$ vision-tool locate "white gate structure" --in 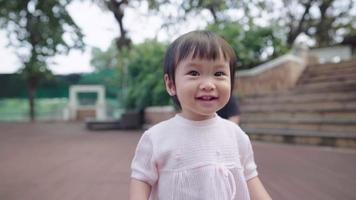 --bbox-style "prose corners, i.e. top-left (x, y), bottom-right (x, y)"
top-left (68, 85), bottom-right (106, 121)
